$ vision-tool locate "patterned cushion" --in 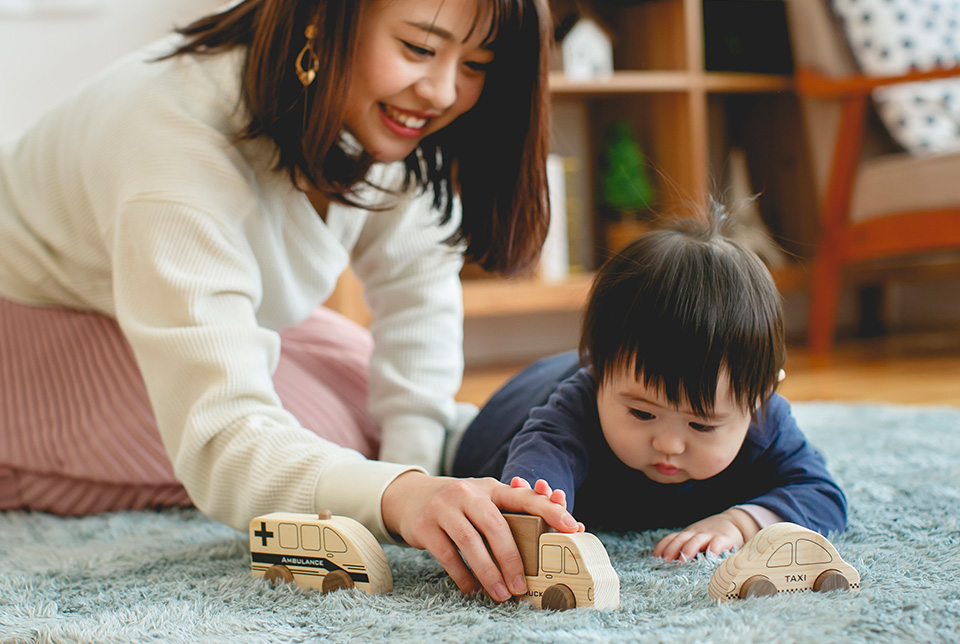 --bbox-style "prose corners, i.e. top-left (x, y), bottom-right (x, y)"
top-left (832, 0), bottom-right (960, 154)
